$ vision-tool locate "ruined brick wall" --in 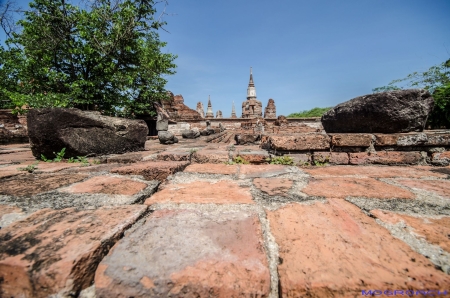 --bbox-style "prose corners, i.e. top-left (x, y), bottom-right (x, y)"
top-left (0, 109), bottom-right (28, 144)
top-left (242, 99), bottom-right (263, 119)
top-left (161, 93), bottom-right (202, 121)
top-left (264, 99), bottom-right (276, 118)
top-left (196, 102), bottom-right (205, 118)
